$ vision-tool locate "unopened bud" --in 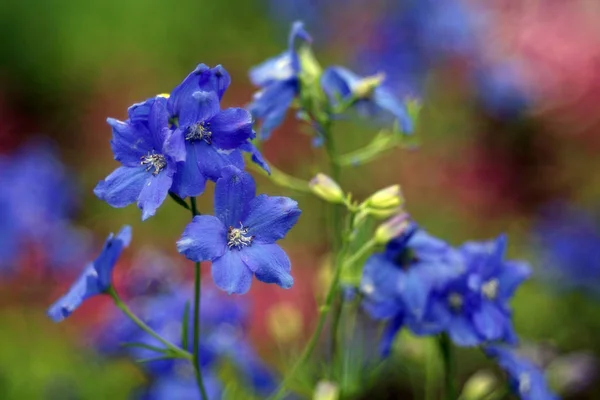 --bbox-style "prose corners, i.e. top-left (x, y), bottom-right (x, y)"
top-left (375, 212), bottom-right (410, 244)
top-left (309, 173), bottom-right (344, 204)
top-left (365, 185), bottom-right (403, 210)
top-left (461, 370), bottom-right (497, 400)
top-left (353, 72), bottom-right (386, 99)
top-left (313, 381), bottom-right (339, 400)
